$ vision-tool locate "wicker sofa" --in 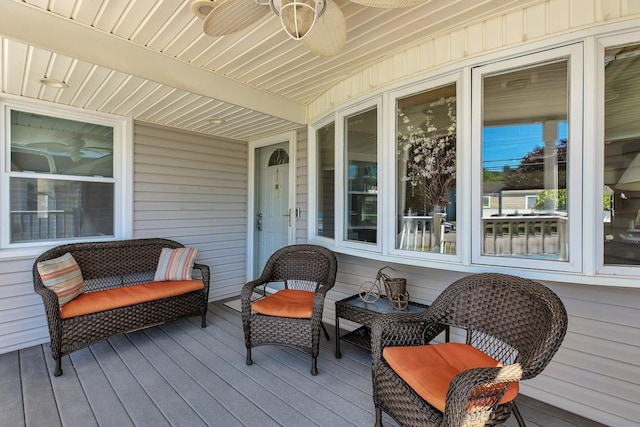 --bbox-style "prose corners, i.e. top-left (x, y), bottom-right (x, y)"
top-left (33, 238), bottom-right (210, 377)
